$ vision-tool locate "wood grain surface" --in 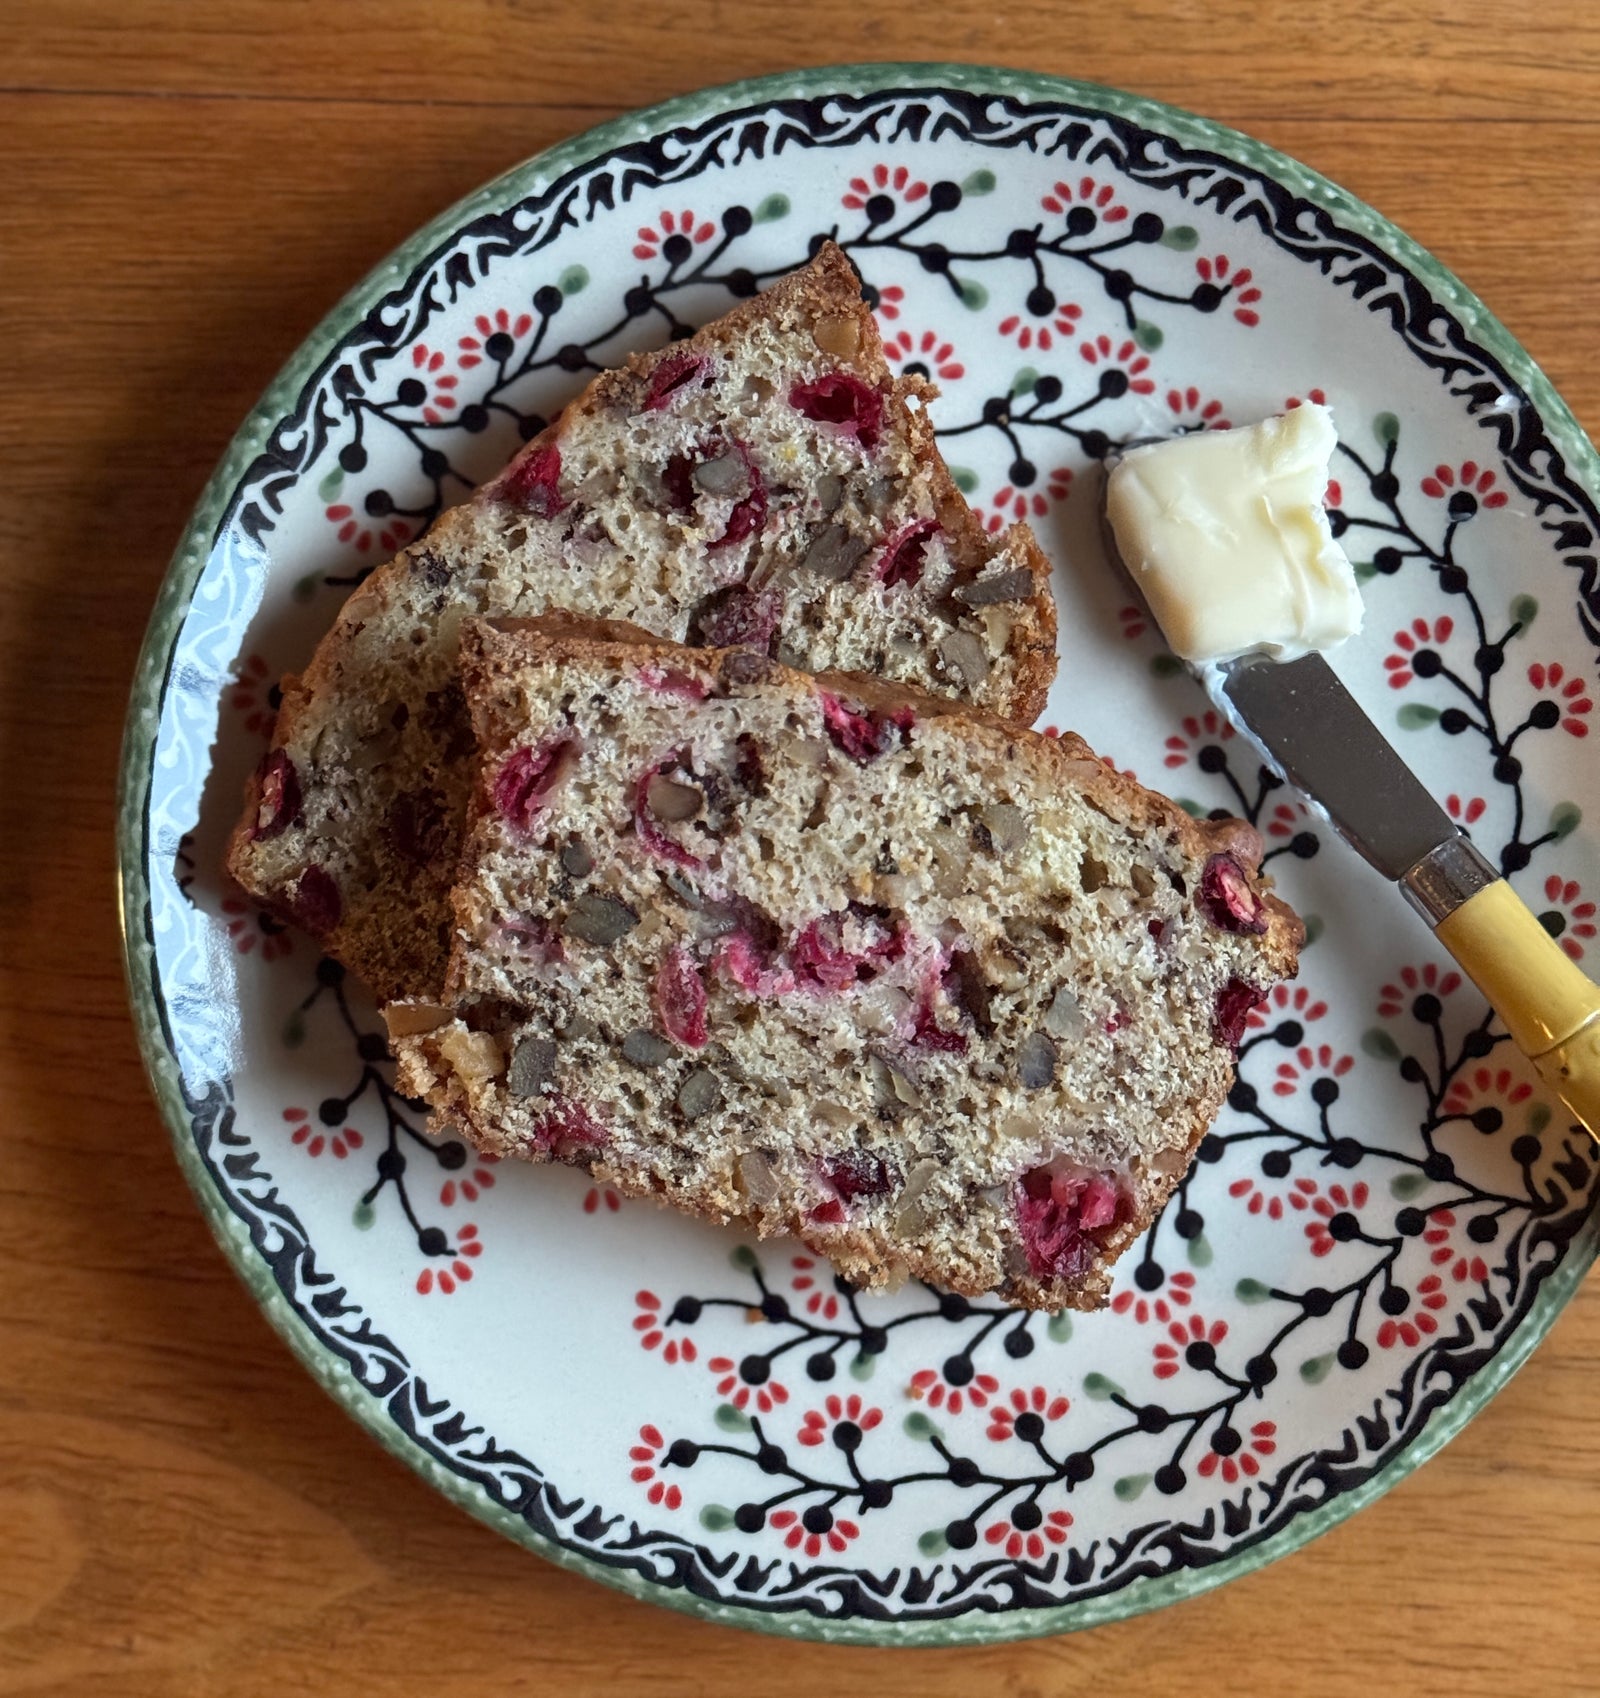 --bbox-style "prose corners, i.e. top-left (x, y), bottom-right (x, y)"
top-left (3, 4), bottom-right (1598, 1692)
